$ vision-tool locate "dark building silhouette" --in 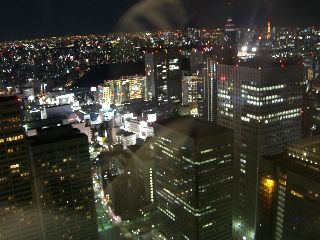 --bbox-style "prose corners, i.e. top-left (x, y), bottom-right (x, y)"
top-left (223, 16), bottom-right (238, 59)
top-left (145, 51), bottom-right (182, 107)
top-left (127, 143), bottom-right (156, 209)
top-left (260, 135), bottom-right (320, 240)
top-left (153, 117), bottom-right (234, 239)
top-left (100, 148), bottom-right (143, 220)
top-left (0, 96), bottom-right (41, 239)
top-left (28, 125), bottom-right (98, 240)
